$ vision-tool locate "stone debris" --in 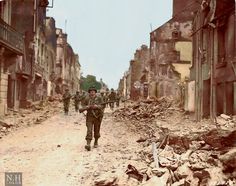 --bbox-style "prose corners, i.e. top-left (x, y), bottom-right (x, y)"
top-left (136, 133), bottom-right (236, 186)
top-left (0, 120), bottom-right (13, 128)
top-left (112, 102), bottom-right (236, 186)
top-left (94, 177), bottom-right (118, 186)
top-left (215, 114), bottom-right (236, 130)
top-left (125, 164), bottom-right (150, 182)
top-left (1, 94), bottom-right (236, 186)
top-left (0, 97), bottom-right (62, 137)
top-left (113, 97), bottom-right (175, 122)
